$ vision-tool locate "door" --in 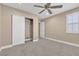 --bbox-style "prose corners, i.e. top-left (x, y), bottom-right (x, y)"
top-left (40, 21), bottom-right (45, 38)
top-left (12, 15), bottom-right (25, 45)
top-left (25, 19), bottom-right (30, 41)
